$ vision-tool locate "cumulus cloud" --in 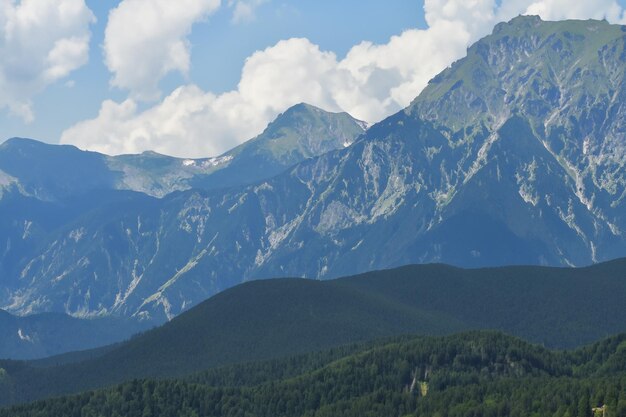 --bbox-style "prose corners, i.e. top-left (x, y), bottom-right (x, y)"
top-left (0, 0), bottom-right (94, 122)
top-left (229, 0), bottom-right (267, 23)
top-left (62, 39), bottom-right (344, 157)
top-left (104, 0), bottom-right (220, 101)
top-left (497, 0), bottom-right (626, 22)
top-left (62, 0), bottom-right (626, 158)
